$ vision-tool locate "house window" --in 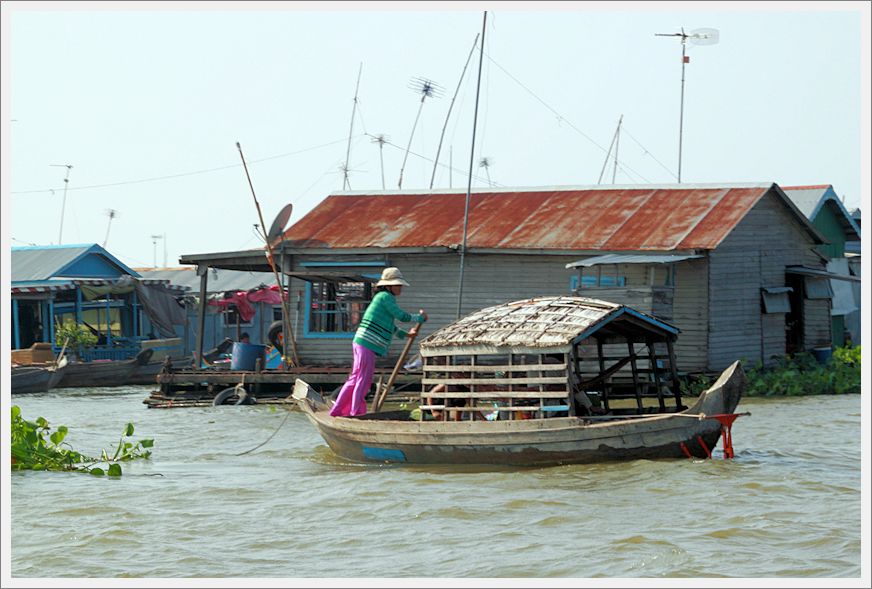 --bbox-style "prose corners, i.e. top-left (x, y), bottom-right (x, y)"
top-left (570, 273), bottom-right (626, 291)
top-left (273, 306), bottom-right (283, 321)
top-left (306, 280), bottom-right (373, 336)
top-left (222, 305), bottom-right (253, 328)
top-left (762, 287), bottom-right (792, 314)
